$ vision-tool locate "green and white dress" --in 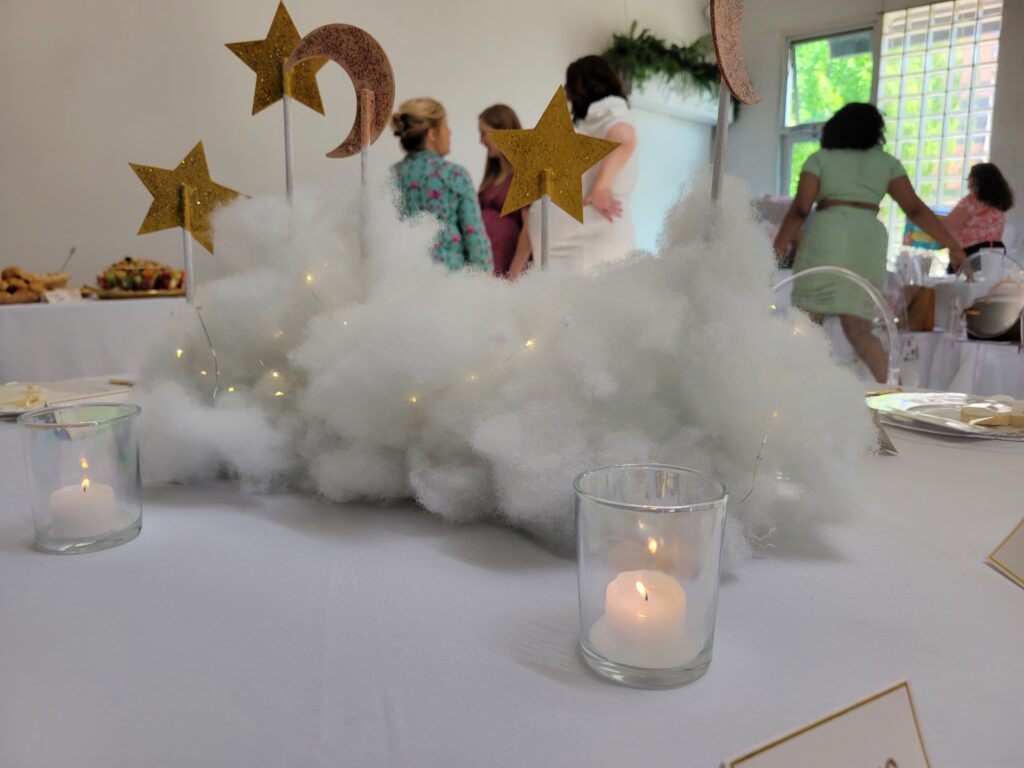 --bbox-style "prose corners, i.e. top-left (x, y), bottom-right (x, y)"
top-left (791, 147), bottom-right (907, 320)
